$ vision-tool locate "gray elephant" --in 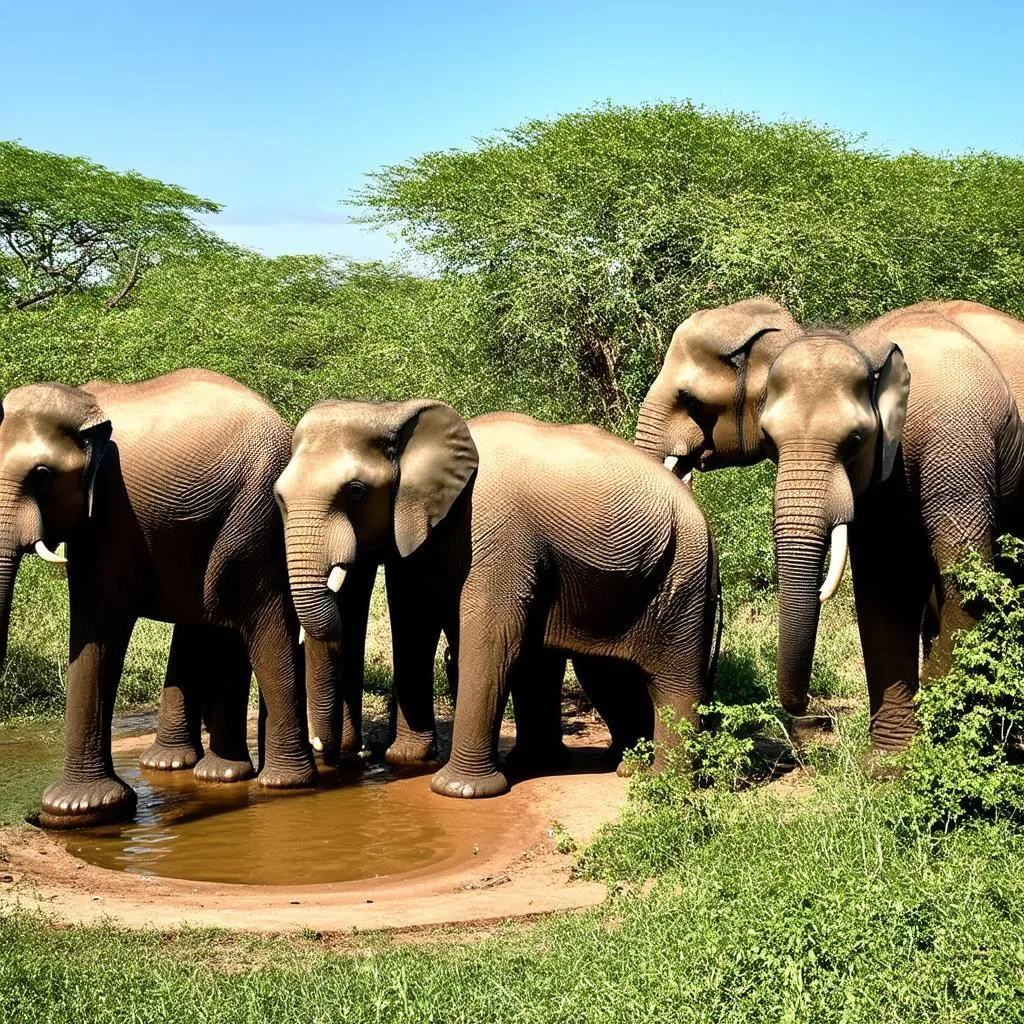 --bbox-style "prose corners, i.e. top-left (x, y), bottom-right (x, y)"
top-left (636, 298), bottom-right (1024, 750)
top-left (275, 401), bottom-right (720, 798)
top-left (0, 369), bottom-right (322, 829)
